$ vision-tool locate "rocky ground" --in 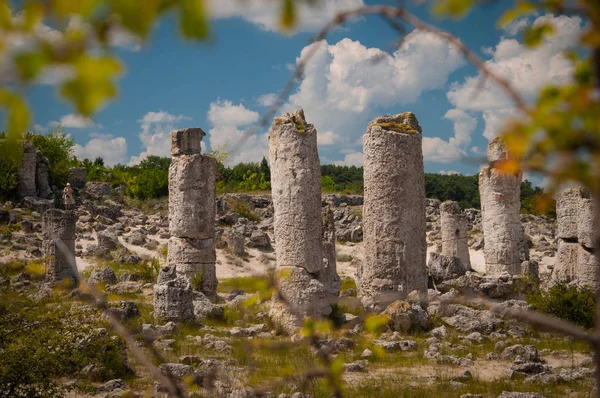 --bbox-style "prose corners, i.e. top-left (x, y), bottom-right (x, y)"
top-left (0, 184), bottom-right (593, 398)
